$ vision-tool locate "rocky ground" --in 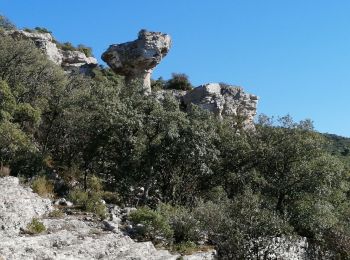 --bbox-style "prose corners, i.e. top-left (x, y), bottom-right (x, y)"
top-left (0, 177), bottom-right (215, 260)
